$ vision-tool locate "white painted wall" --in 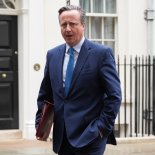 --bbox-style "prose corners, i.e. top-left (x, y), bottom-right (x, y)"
top-left (24, 0), bottom-right (46, 139)
top-left (18, 0), bottom-right (29, 138)
top-left (44, 0), bottom-right (66, 51)
top-left (118, 0), bottom-right (147, 57)
top-left (128, 0), bottom-right (147, 56)
top-left (117, 0), bottom-right (129, 56)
